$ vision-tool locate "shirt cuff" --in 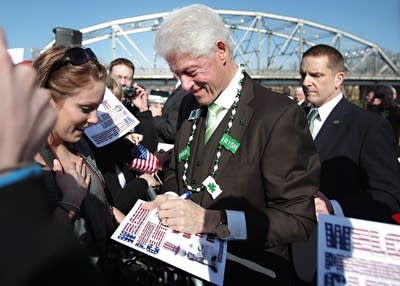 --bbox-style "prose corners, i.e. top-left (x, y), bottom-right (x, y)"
top-left (226, 210), bottom-right (247, 240)
top-left (164, 191), bottom-right (178, 197)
